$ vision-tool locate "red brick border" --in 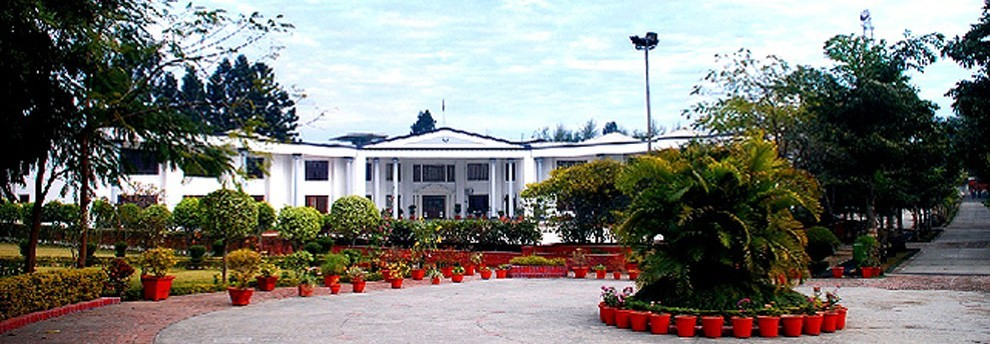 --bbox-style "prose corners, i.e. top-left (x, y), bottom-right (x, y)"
top-left (0, 297), bottom-right (121, 334)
